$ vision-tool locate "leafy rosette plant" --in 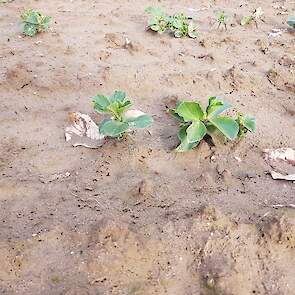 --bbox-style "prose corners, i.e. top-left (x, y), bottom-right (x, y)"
top-left (169, 97), bottom-right (255, 152)
top-left (145, 7), bottom-right (171, 34)
top-left (93, 91), bottom-right (153, 138)
top-left (20, 9), bottom-right (51, 36)
top-left (287, 16), bottom-right (295, 28)
top-left (145, 7), bottom-right (198, 38)
top-left (171, 13), bottom-right (198, 38)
